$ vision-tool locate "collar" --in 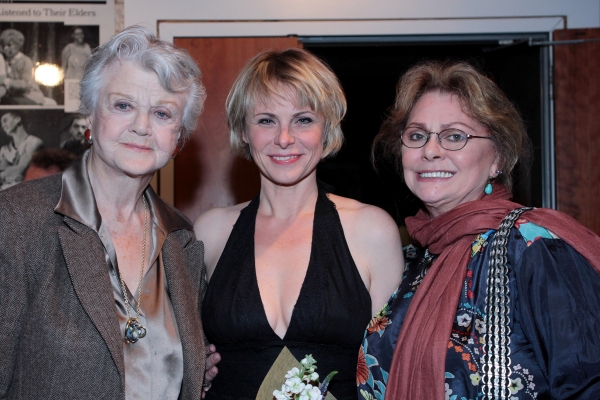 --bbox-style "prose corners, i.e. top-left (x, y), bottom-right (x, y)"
top-left (54, 150), bottom-right (192, 234)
